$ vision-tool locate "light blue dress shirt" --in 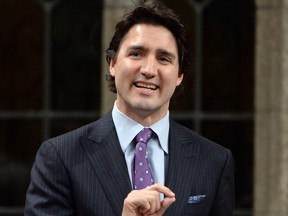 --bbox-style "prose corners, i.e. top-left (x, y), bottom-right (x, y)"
top-left (112, 101), bottom-right (169, 194)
